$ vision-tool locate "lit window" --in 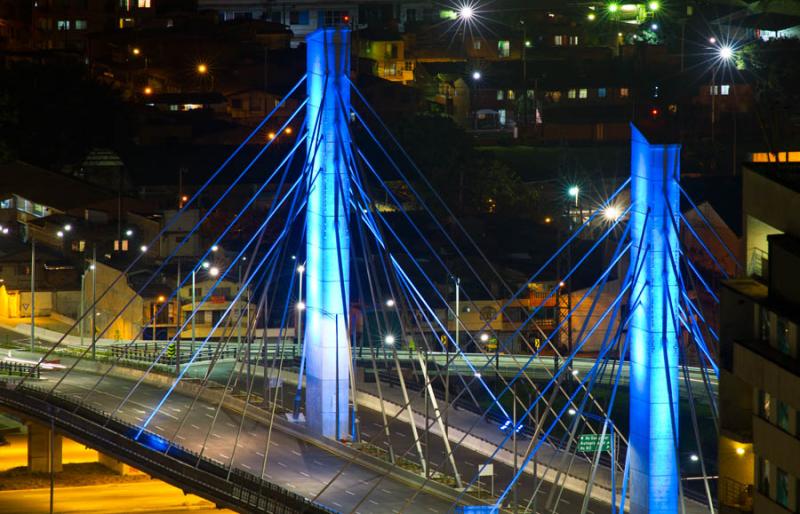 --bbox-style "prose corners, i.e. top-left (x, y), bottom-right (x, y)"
top-left (579, 88), bottom-right (588, 99)
top-left (567, 89), bottom-right (576, 99)
top-left (554, 35), bottom-right (563, 46)
top-left (619, 87), bottom-right (629, 97)
top-left (57, 20), bottom-right (70, 30)
top-left (497, 90), bottom-right (504, 100)
top-left (526, 89), bottom-right (535, 99)
top-left (760, 390), bottom-right (771, 420)
top-left (776, 468), bottom-right (789, 507)
top-left (113, 240), bottom-right (129, 251)
top-left (508, 90), bottom-right (515, 100)
top-left (598, 88), bottom-right (607, 98)
top-left (473, 40), bottom-right (481, 50)
top-left (721, 84), bottom-right (730, 95)
top-left (569, 35), bottom-right (579, 45)
top-left (74, 20), bottom-right (87, 30)
top-left (497, 40), bottom-right (510, 57)
top-left (138, 0), bottom-right (150, 7)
